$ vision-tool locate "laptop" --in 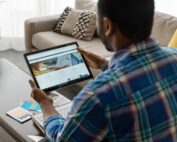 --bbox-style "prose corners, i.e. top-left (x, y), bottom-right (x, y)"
top-left (24, 42), bottom-right (93, 92)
